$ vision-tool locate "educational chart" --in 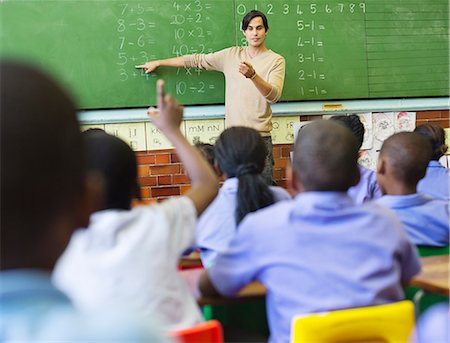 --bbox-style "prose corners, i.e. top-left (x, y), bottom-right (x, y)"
top-left (1, 0), bottom-right (448, 109)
